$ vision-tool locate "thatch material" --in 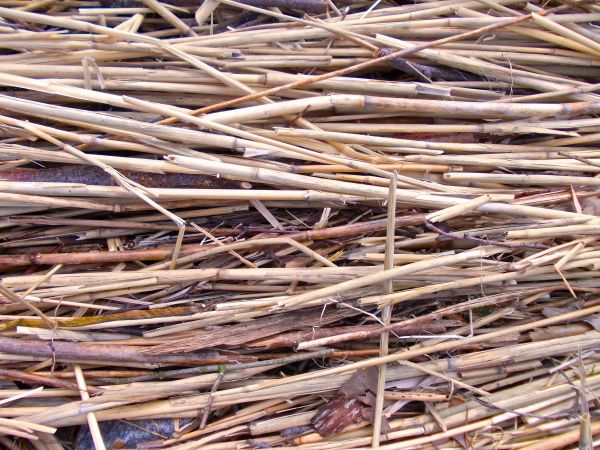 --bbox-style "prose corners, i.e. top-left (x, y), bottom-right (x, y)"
top-left (0, 0), bottom-right (598, 448)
